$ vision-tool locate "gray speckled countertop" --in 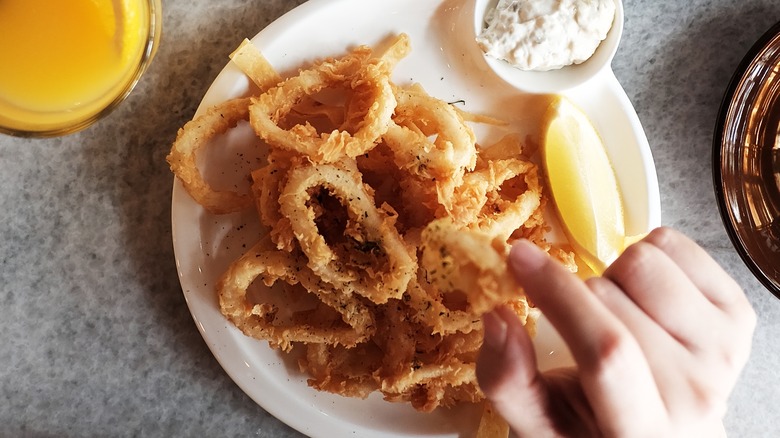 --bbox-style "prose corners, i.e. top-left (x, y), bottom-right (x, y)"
top-left (1, 0), bottom-right (779, 436)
